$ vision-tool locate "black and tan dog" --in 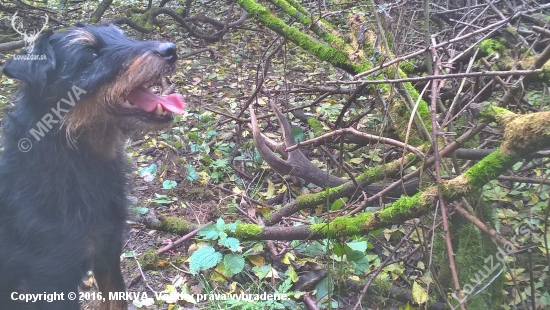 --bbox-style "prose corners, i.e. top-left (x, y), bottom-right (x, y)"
top-left (0, 24), bottom-right (184, 309)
